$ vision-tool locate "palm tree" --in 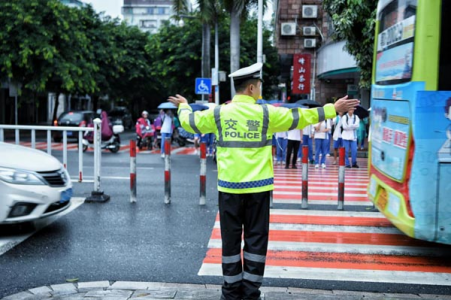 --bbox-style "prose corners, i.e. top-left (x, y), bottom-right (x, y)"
top-left (222, 0), bottom-right (266, 97)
